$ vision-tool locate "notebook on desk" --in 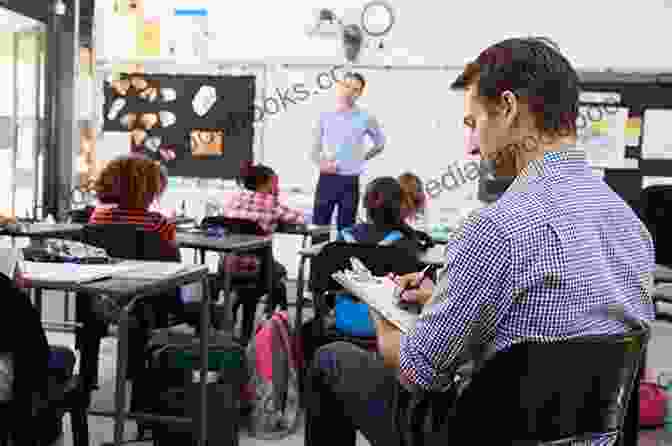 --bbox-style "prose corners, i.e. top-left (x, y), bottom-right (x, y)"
top-left (21, 262), bottom-right (142, 284)
top-left (21, 261), bottom-right (190, 284)
top-left (110, 262), bottom-right (189, 280)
